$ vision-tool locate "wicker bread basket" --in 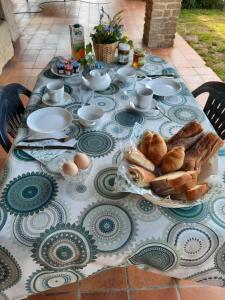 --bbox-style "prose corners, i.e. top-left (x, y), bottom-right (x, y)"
top-left (93, 42), bottom-right (118, 63)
